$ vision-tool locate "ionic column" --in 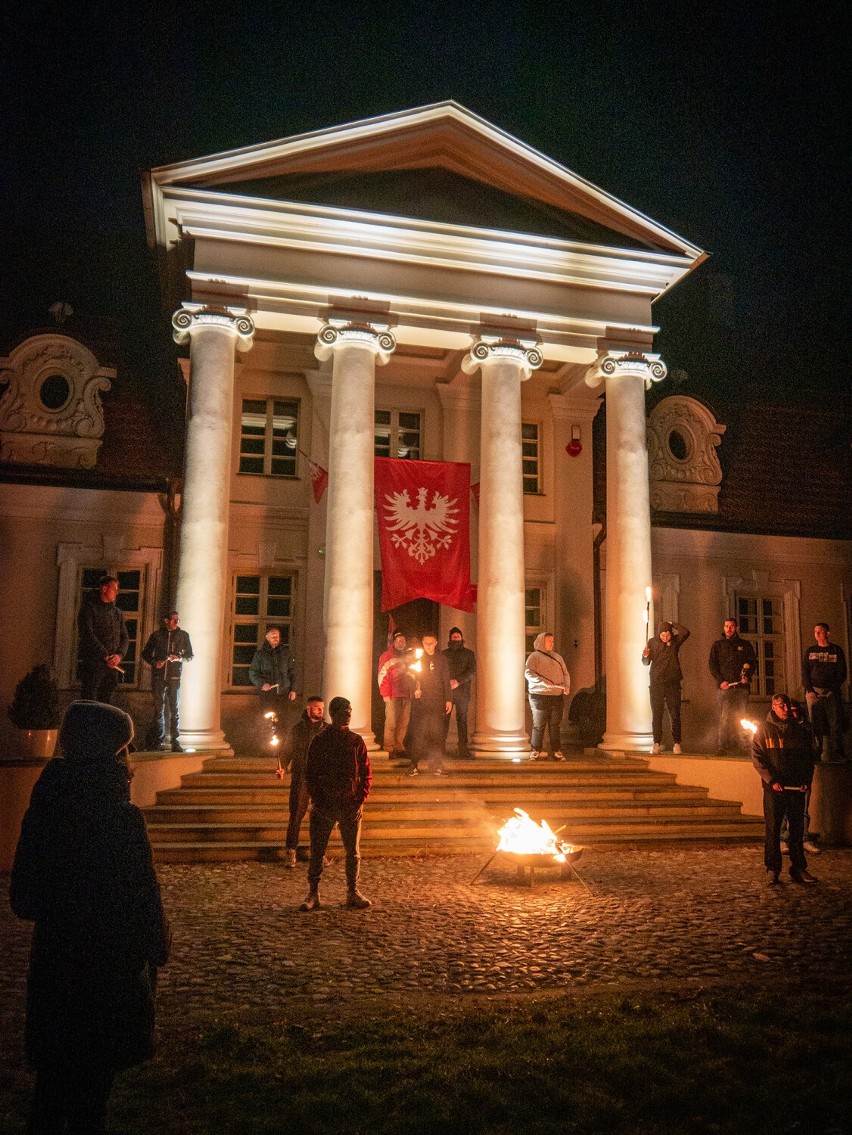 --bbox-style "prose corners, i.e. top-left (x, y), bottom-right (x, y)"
top-left (462, 337), bottom-right (542, 755)
top-left (586, 351), bottom-right (666, 751)
top-left (172, 304), bottom-right (255, 752)
top-left (315, 322), bottom-right (396, 745)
